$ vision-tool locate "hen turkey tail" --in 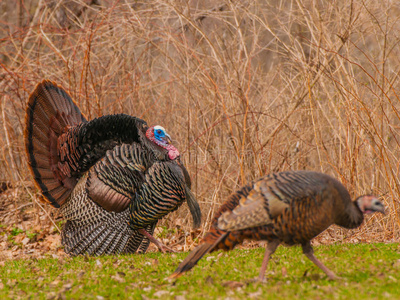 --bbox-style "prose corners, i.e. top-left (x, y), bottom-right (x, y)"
top-left (171, 183), bottom-right (257, 278)
top-left (25, 80), bottom-right (86, 207)
top-left (170, 232), bottom-right (228, 278)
